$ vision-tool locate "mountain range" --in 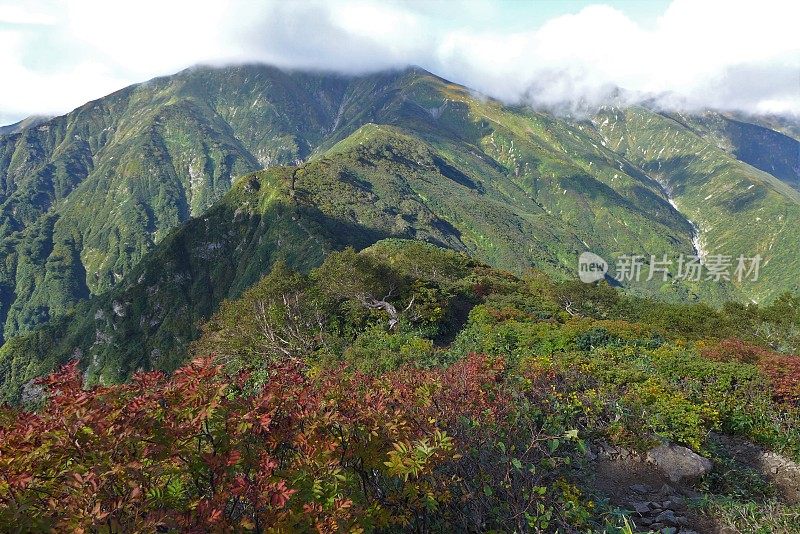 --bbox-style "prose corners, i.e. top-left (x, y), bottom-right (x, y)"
top-left (0, 64), bottom-right (797, 400)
